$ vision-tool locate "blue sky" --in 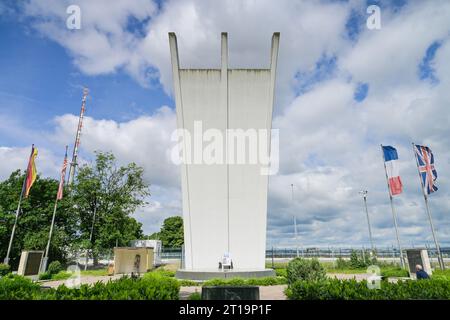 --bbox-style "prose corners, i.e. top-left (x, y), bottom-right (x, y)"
top-left (1, 0), bottom-right (449, 248)
top-left (0, 11), bottom-right (171, 148)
